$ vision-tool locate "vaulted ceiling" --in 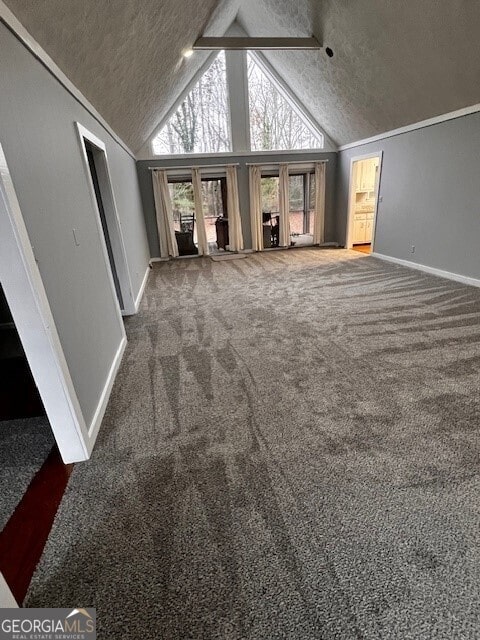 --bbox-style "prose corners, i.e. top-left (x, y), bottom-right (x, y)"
top-left (4, 0), bottom-right (480, 153)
